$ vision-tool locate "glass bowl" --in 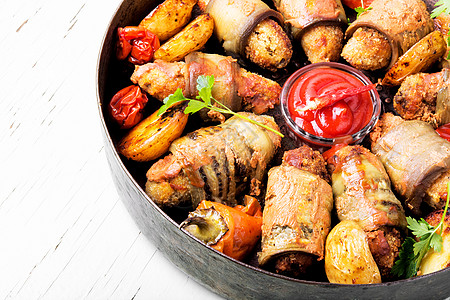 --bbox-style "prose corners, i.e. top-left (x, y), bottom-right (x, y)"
top-left (280, 62), bottom-right (381, 148)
